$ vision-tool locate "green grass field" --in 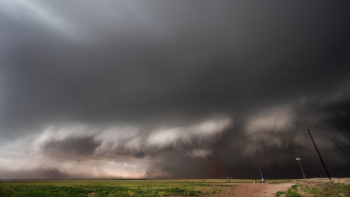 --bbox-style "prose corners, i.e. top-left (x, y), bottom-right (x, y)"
top-left (275, 182), bottom-right (350, 197)
top-left (0, 179), bottom-right (289, 197)
top-left (295, 182), bottom-right (350, 197)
